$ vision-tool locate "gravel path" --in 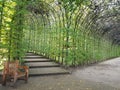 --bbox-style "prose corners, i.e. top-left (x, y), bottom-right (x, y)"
top-left (73, 57), bottom-right (120, 89)
top-left (0, 75), bottom-right (118, 90)
top-left (0, 57), bottom-right (120, 90)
